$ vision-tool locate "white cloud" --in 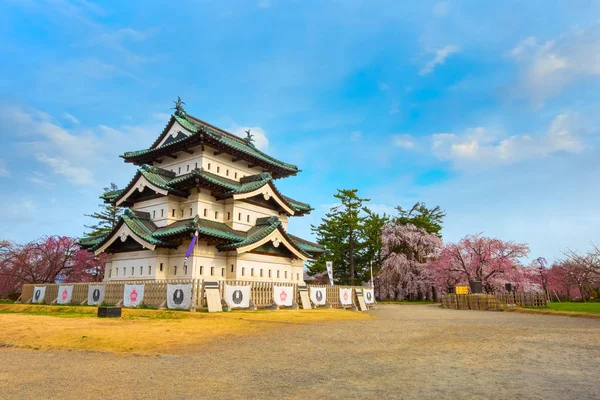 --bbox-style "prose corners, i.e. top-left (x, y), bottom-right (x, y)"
top-left (392, 134), bottom-right (416, 149)
top-left (419, 45), bottom-right (459, 76)
top-left (26, 171), bottom-right (56, 188)
top-left (63, 112), bottom-right (80, 124)
top-left (35, 153), bottom-right (94, 185)
top-left (231, 126), bottom-right (269, 151)
top-left (350, 131), bottom-right (361, 141)
top-left (258, 0), bottom-right (271, 8)
top-left (0, 159), bottom-right (8, 177)
top-left (431, 113), bottom-right (585, 168)
top-left (510, 24), bottom-right (600, 103)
